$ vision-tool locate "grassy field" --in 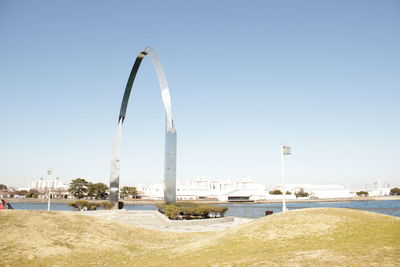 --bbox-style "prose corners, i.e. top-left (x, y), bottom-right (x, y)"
top-left (1, 208), bottom-right (399, 266)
